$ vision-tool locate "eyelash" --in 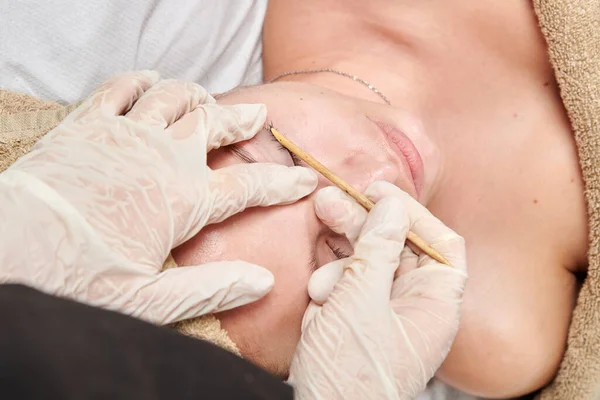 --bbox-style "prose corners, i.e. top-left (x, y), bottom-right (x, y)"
top-left (309, 242), bottom-right (351, 270)
top-left (267, 128), bottom-right (303, 166)
top-left (330, 243), bottom-right (351, 260)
